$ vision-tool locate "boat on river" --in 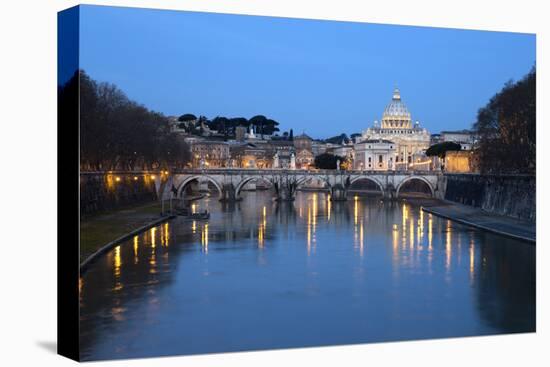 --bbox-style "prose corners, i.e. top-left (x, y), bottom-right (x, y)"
top-left (175, 208), bottom-right (210, 220)
top-left (189, 210), bottom-right (210, 220)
